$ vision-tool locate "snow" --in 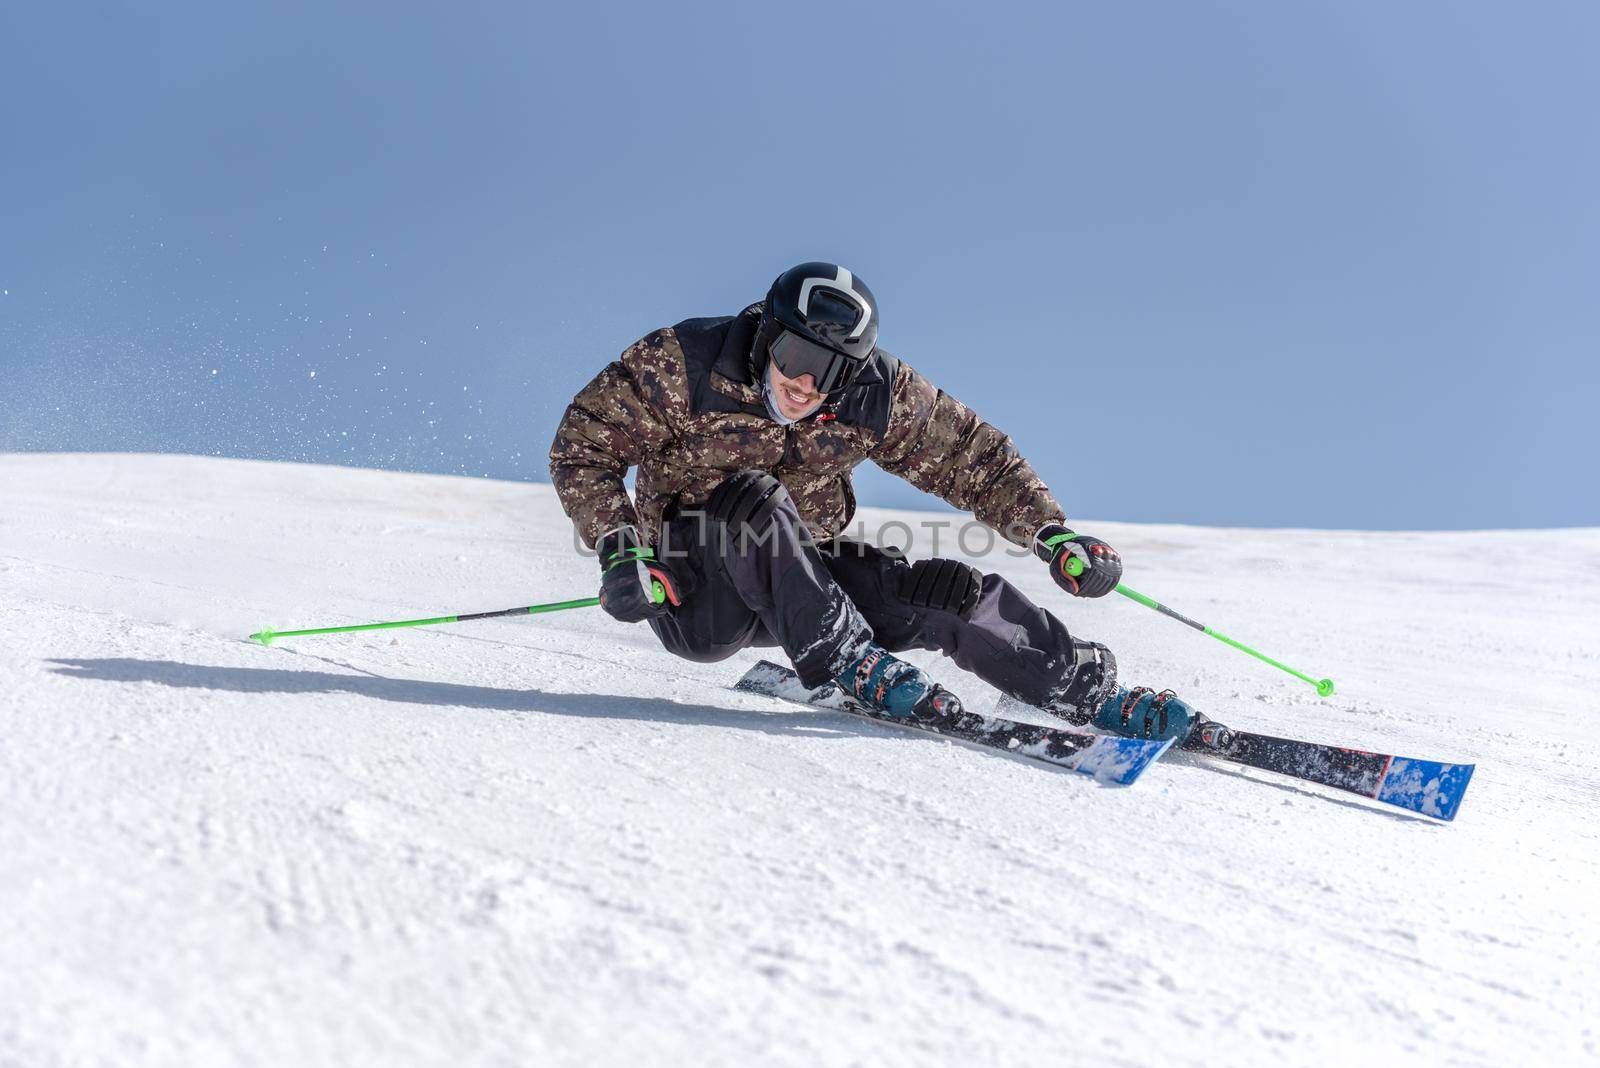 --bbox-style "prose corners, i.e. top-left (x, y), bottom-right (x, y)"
top-left (1, 452), bottom-right (1596, 1066)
